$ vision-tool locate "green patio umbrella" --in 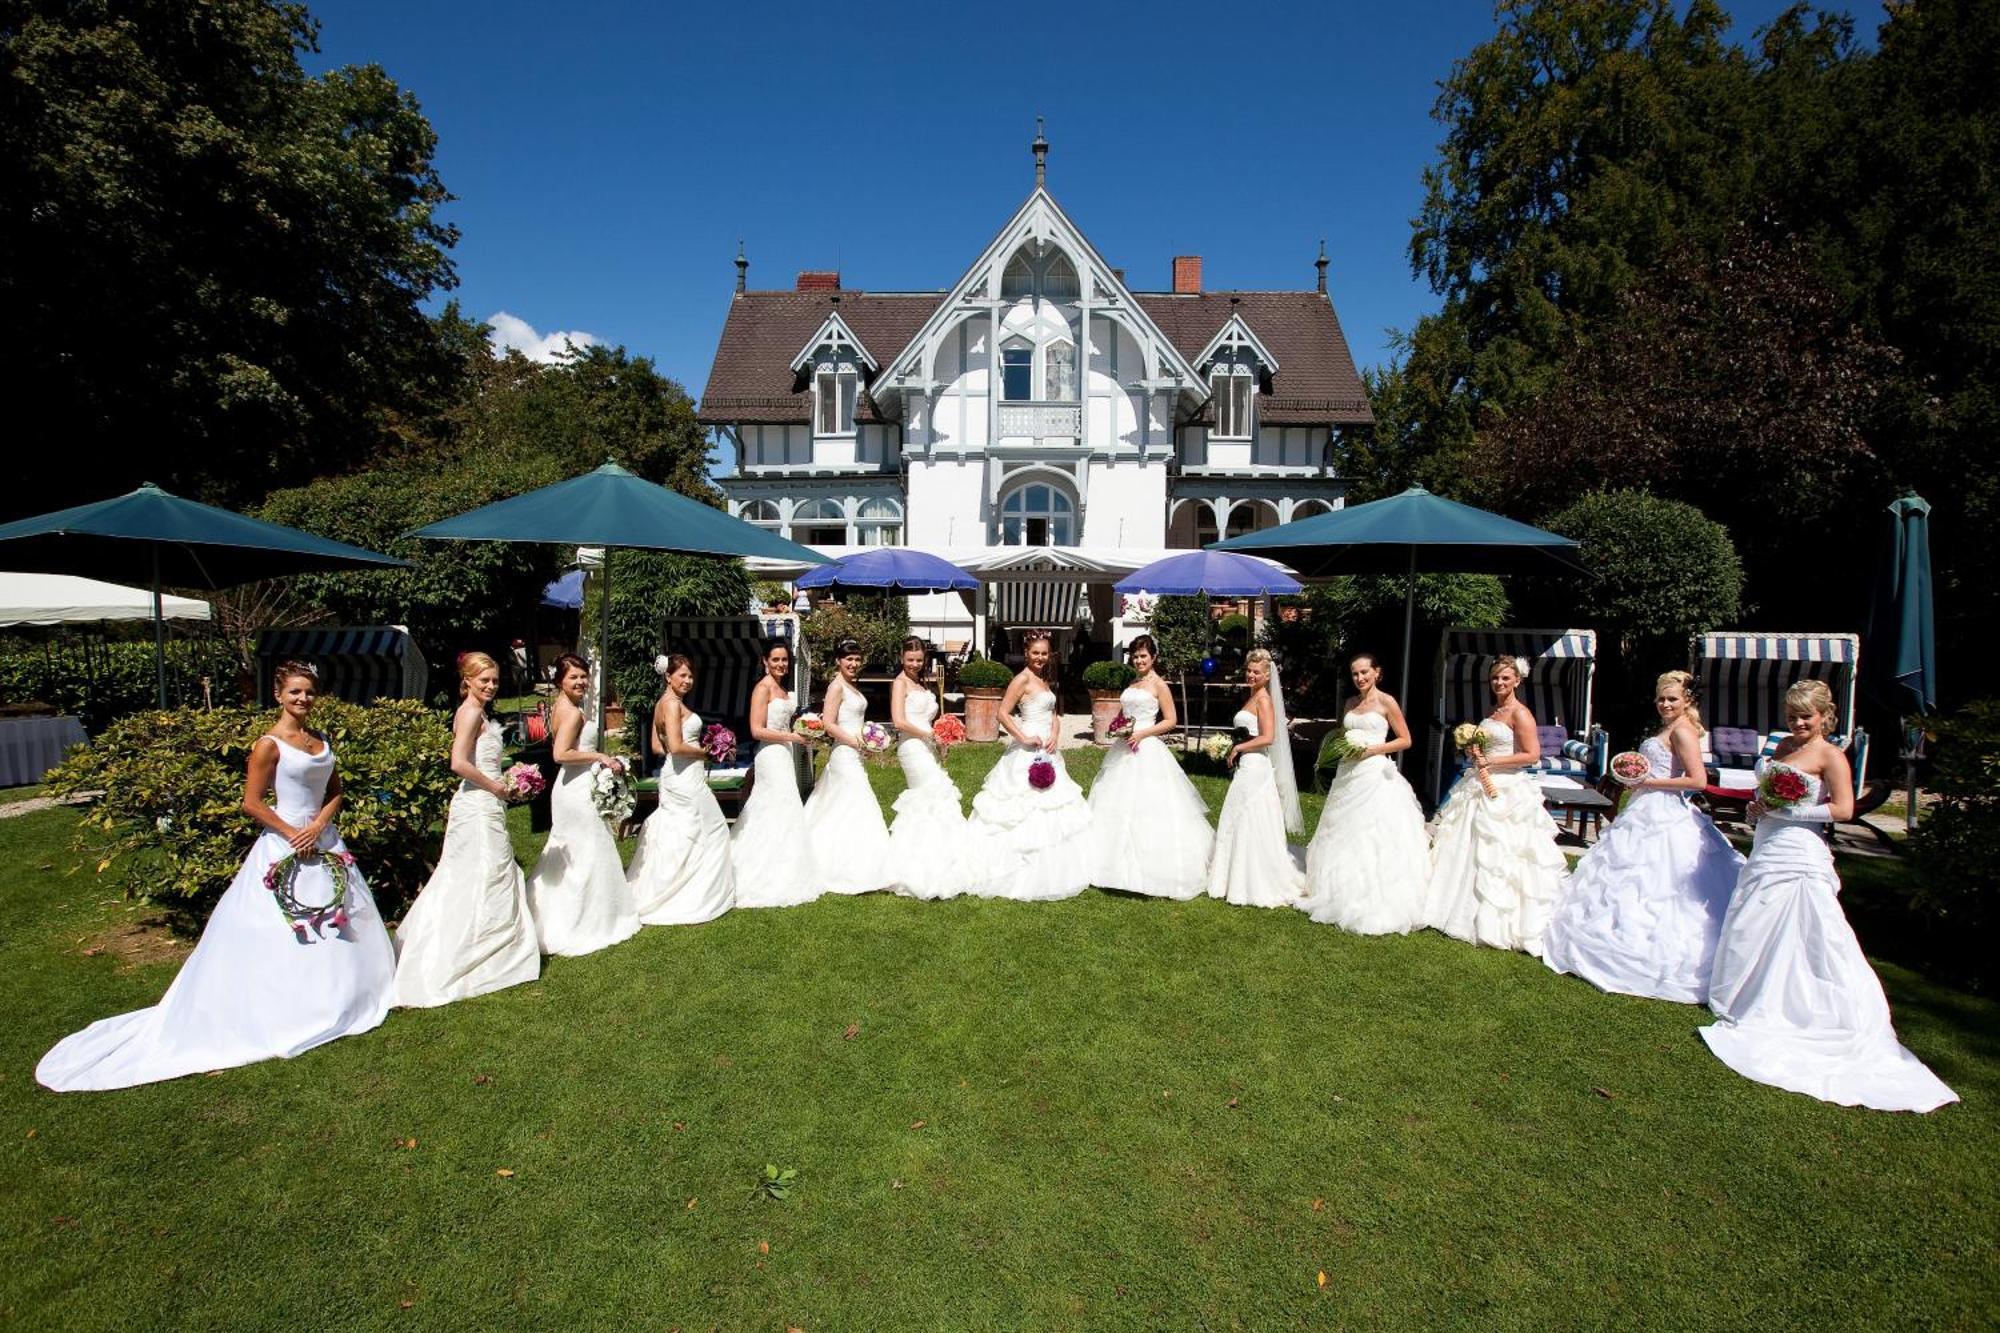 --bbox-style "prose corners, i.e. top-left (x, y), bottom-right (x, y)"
top-left (0, 482), bottom-right (407, 706)
top-left (1865, 493), bottom-right (1936, 829)
top-left (408, 461), bottom-right (831, 736)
